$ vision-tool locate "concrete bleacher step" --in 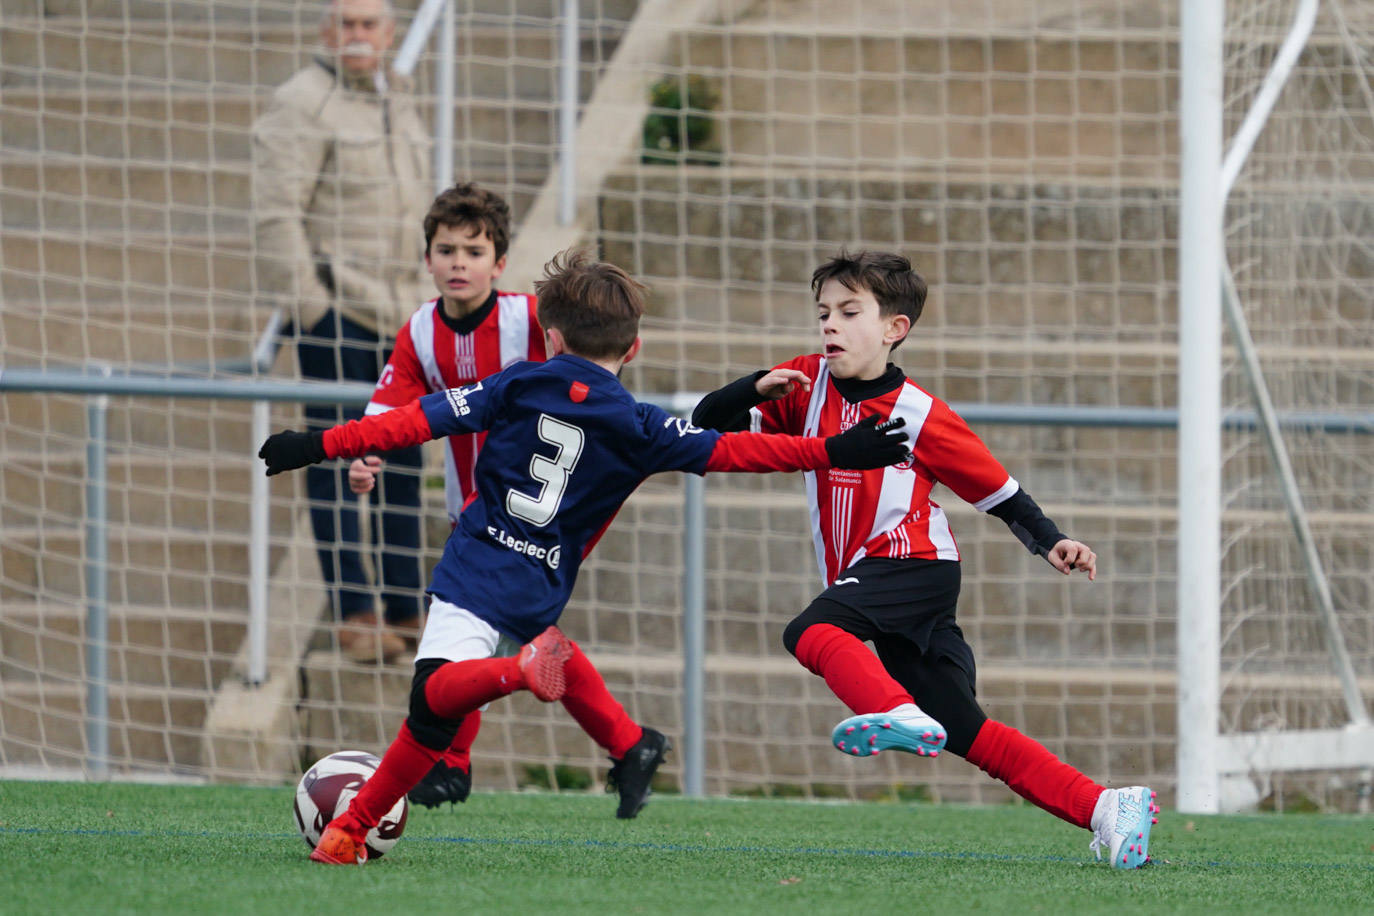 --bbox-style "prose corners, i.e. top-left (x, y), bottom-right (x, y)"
top-left (0, 601), bottom-right (243, 690)
top-left (671, 27), bottom-right (1178, 174)
top-left (0, 159), bottom-right (254, 237)
top-left (0, 230), bottom-right (256, 300)
top-left (600, 166), bottom-right (1178, 295)
top-left (0, 679), bottom-right (212, 771)
top-left (630, 325), bottom-right (1182, 408)
top-left (597, 162), bottom-right (1196, 398)
top-left (1, 391), bottom-right (259, 451)
top-left (38, 0), bottom-right (644, 26)
top-left (0, 526), bottom-right (266, 609)
top-left (1, 146), bottom-right (546, 234)
top-left (0, 17), bottom-right (628, 97)
top-left (0, 451), bottom-right (294, 533)
top-left (1, 300), bottom-right (276, 367)
top-left (1, 161), bottom-right (544, 239)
